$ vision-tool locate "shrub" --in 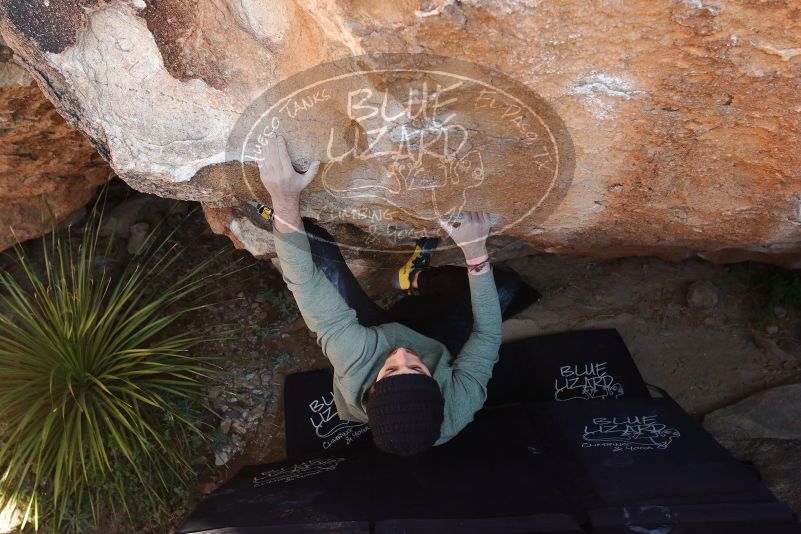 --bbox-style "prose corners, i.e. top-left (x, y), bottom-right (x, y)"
top-left (0, 205), bottom-right (232, 532)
